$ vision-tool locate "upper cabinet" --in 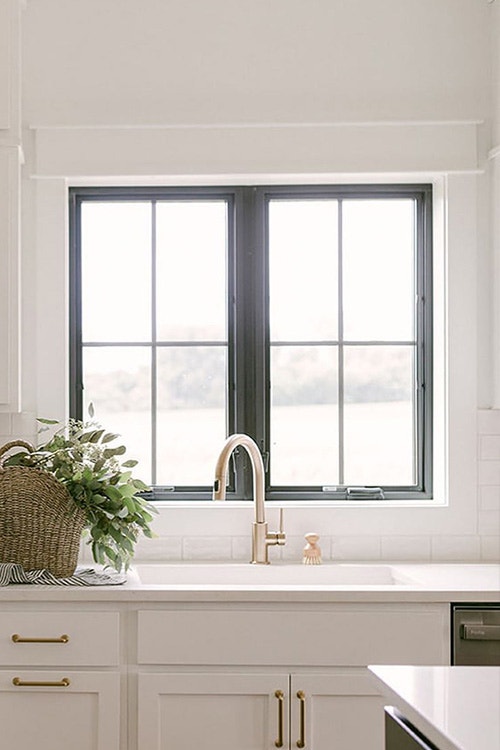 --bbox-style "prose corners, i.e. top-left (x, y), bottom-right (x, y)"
top-left (0, 0), bottom-right (21, 140)
top-left (0, 0), bottom-right (21, 412)
top-left (0, 0), bottom-right (11, 131)
top-left (0, 146), bottom-right (20, 413)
